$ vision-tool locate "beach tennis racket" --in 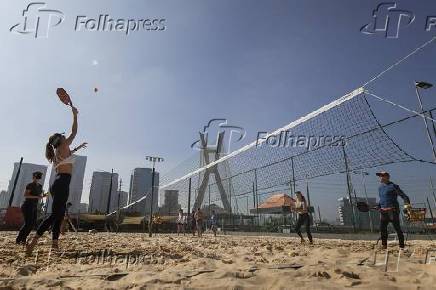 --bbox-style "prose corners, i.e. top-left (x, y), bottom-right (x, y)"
top-left (356, 201), bottom-right (369, 212)
top-left (355, 201), bottom-right (379, 212)
top-left (56, 88), bottom-right (73, 107)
